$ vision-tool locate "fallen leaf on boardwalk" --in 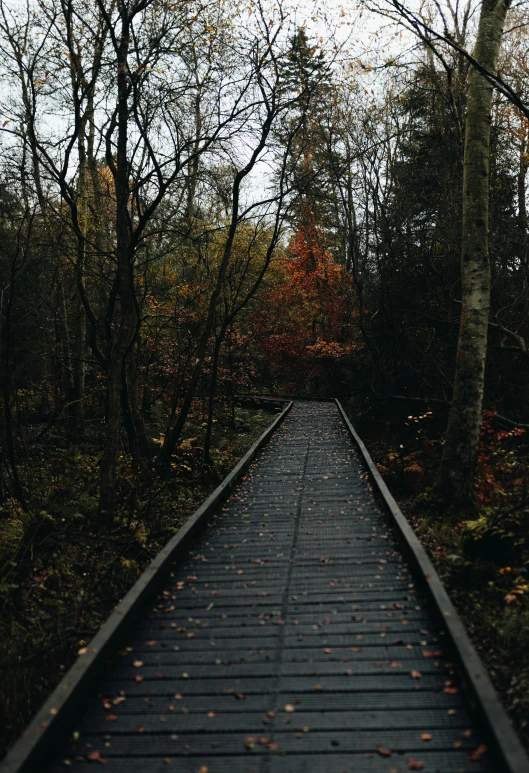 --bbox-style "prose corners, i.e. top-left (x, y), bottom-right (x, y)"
top-left (389, 661), bottom-right (402, 668)
top-left (268, 742), bottom-right (279, 751)
top-left (133, 661), bottom-right (143, 668)
top-left (207, 711), bottom-right (215, 718)
top-left (406, 758), bottom-right (424, 770)
top-left (245, 736), bottom-right (256, 749)
top-left (377, 747), bottom-right (392, 757)
top-left (103, 700), bottom-right (112, 710)
top-left (78, 648), bottom-right (88, 655)
top-left (146, 640), bottom-right (156, 647)
top-left (87, 750), bottom-right (107, 763)
top-left (324, 648), bottom-right (332, 654)
top-left (443, 686), bottom-right (458, 694)
top-left (314, 684), bottom-right (322, 690)
top-left (234, 692), bottom-right (246, 700)
top-left (421, 733), bottom-right (432, 741)
top-left (197, 767), bottom-right (209, 773)
top-left (105, 714), bottom-right (118, 722)
top-left (469, 743), bottom-right (488, 760)
top-left (49, 708), bottom-right (58, 715)
top-left (163, 758), bottom-right (171, 764)
top-left (349, 646), bottom-right (361, 652)
top-left (410, 670), bottom-right (422, 679)
top-left (113, 696), bottom-right (125, 705)
top-left (454, 741), bottom-right (462, 749)
top-left (137, 725), bottom-right (145, 733)
top-left (135, 676), bottom-right (143, 683)
top-left (284, 704), bottom-right (295, 712)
